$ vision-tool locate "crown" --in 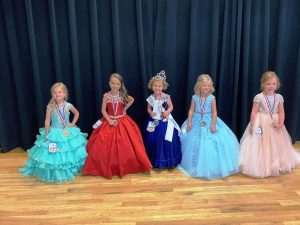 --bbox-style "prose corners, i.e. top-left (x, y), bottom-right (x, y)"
top-left (154, 70), bottom-right (166, 80)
